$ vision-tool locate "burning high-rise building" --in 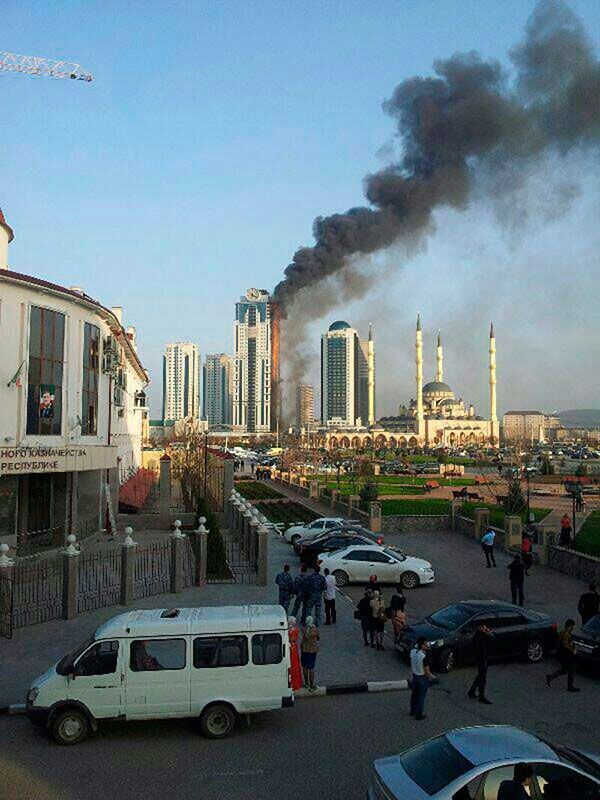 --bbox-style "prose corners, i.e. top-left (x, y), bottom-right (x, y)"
top-left (233, 288), bottom-right (280, 434)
